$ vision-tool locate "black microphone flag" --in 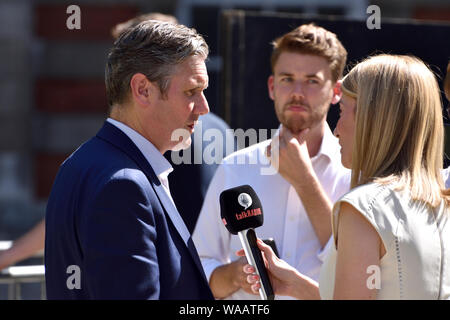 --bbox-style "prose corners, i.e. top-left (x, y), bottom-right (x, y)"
top-left (219, 184), bottom-right (263, 234)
